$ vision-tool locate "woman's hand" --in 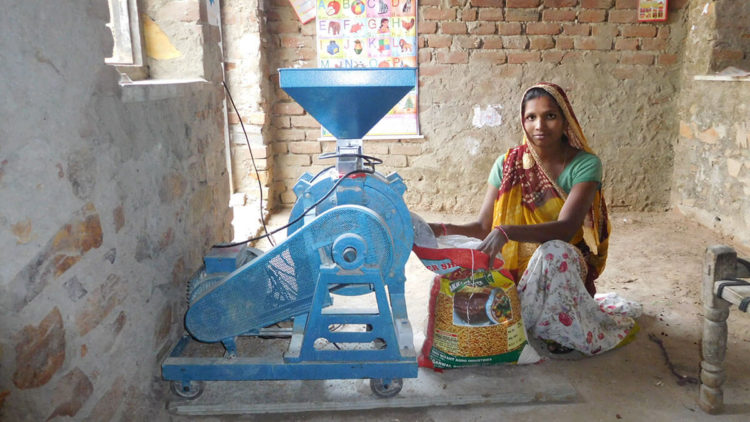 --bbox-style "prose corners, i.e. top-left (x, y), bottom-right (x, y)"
top-left (477, 227), bottom-right (508, 261)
